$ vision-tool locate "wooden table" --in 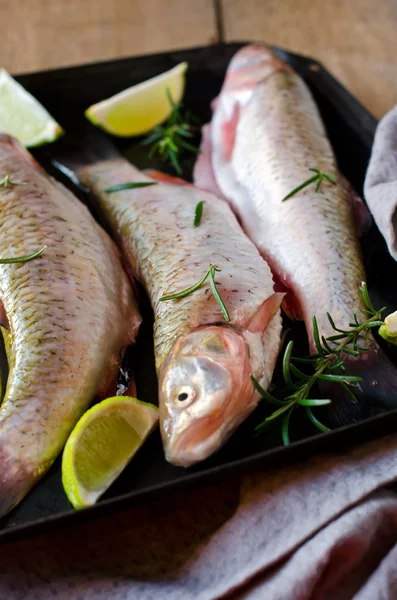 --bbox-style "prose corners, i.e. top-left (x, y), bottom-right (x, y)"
top-left (3, 0), bottom-right (397, 118)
